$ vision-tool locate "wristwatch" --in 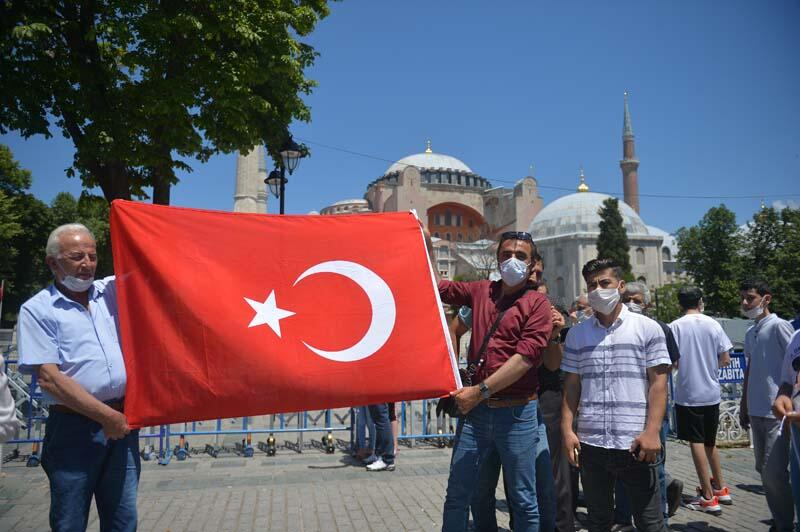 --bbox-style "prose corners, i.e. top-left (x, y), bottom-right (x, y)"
top-left (479, 381), bottom-right (492, 400)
